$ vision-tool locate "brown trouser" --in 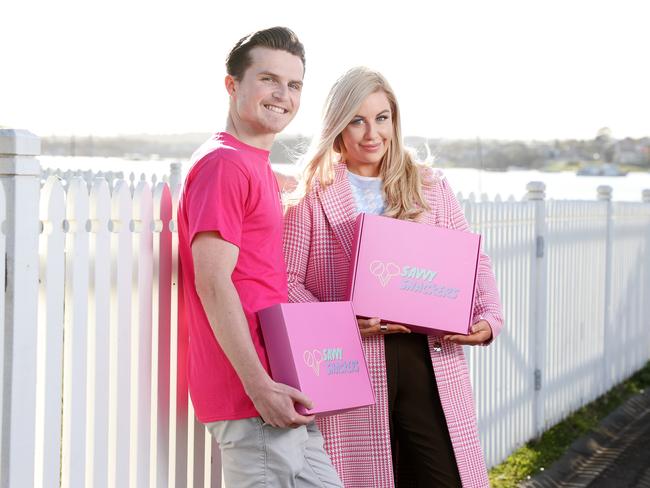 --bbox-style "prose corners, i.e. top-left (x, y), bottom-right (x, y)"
top-left (384, 333), bottom-right (462, 488)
